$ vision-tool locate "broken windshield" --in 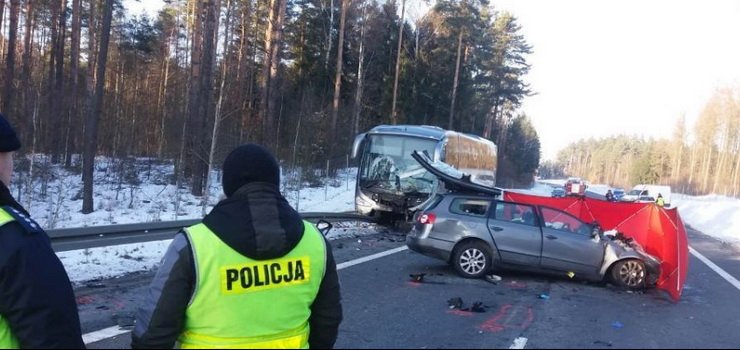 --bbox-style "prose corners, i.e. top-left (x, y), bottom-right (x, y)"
top-left (359, 135), bottom-right (438, 194)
